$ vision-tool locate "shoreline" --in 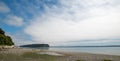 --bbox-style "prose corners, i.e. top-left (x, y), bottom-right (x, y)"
top-left (48, 49), bottom-right (120, 56)
top-left (0, 48), bottom-right (120, 61)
